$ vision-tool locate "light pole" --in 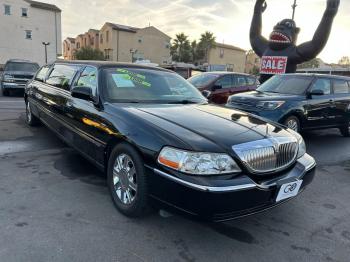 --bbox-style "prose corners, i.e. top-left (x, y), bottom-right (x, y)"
top-left (130, 48), bottom-right (137, 63)
top-left (292, 0), bottom-right (297, 20)
top-left (42, 42), bottom-right (50, 64)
